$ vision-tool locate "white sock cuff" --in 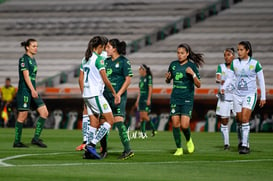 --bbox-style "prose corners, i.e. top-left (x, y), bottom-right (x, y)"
top-left (103, 122), bottom-right (111, 130)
